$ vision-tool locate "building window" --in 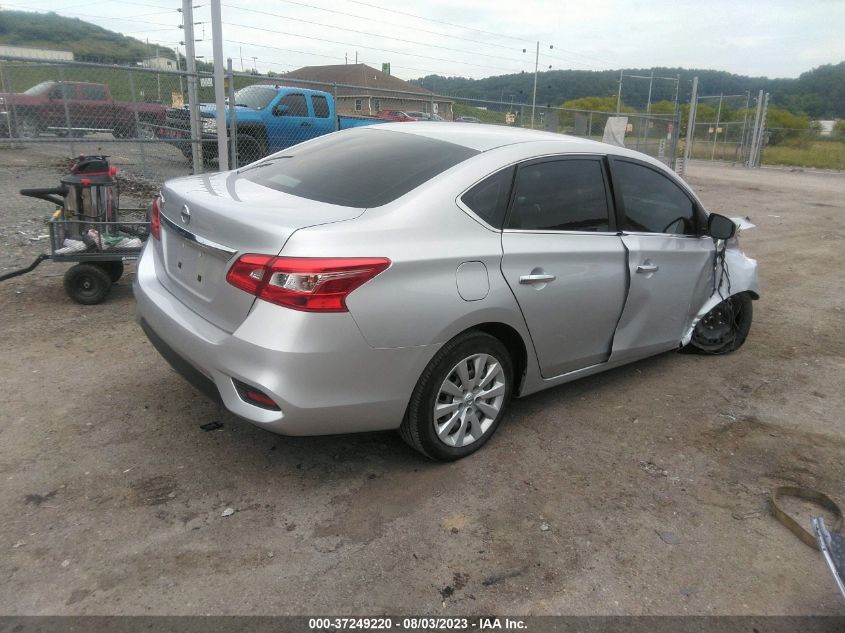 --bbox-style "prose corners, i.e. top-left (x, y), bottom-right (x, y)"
top-left (374, 99), bottom-right (380, 112)
top-left (355, 99), bottom-right (362, 111)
